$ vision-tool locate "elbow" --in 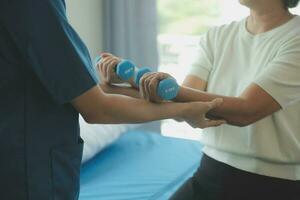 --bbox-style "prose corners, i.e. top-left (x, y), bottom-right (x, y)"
top-left (81, 114), bottom-right (98, 124)
top-left (228, 100), bottom-right (263, 127)
top-left (80, 96), bottom-right (114, 124)
top-left (233, 118), bottom-right (254, 127)
top-left (81, 112), bottom-right (110, 124)
top-left (228, 113), bottom-right (260, 127)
